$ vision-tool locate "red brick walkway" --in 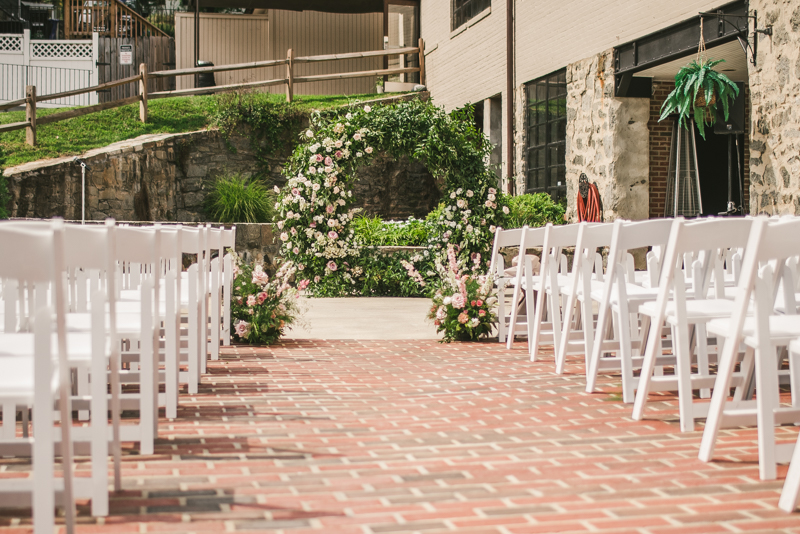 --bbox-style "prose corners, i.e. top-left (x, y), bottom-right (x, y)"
top-left (4, 340), bottom-right (800, 533)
